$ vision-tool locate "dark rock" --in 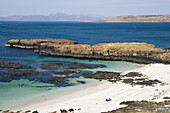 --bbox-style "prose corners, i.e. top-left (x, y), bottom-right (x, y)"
top-left (60, 109), bottom-right (68, 113)
top-left (52, 70), bottom-right (80, 75)
top-left (16, 110), bottom-right (22, 113)
top-left (0, 69), bottom-right (40, 77)
top-left (77, 80), bottom-right (86, 84)
top-left (163, 97), bottom-right (170, 99)
top-left (68, 108), bottom-right (74, 112)
top-left (107, 79), bottom-right (118, 83)
top-left (48, 77), bottom-right (67, 83)
top-left (164, 48), bottom-right (170, 50)
top-left (40, 62), bottom-right (106, 70)
top-left (50, 111), bottom-right (57, 113)
top-left (0, 69), bottom-right (40, 76)
top-left (135, 79), bottom-right (162, 86)
top-left (32, 111), bottom-right (38, 113)
top-left (78, 108), bottom-right (81, 110)
top-left (64, 62), bottom-right (106, 69)
top-left (25, 110), bottom-right (31, 113)
top-left (2, 110), bottom-right (10, 112)
top-left (122, 79), bottom-right (134, 84)
top-left (0, 61), bottom-right (32, 69)
top-left (154, 79), bottom-right (162, 83)
top-left (134, 78), bottom-right (146, 81)
top-left (83, 71), bottom-right (121, 81)
top-left (82, 71), bottom-right (163, 87)
top-left (125, 72), bottom-right (143, 77)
